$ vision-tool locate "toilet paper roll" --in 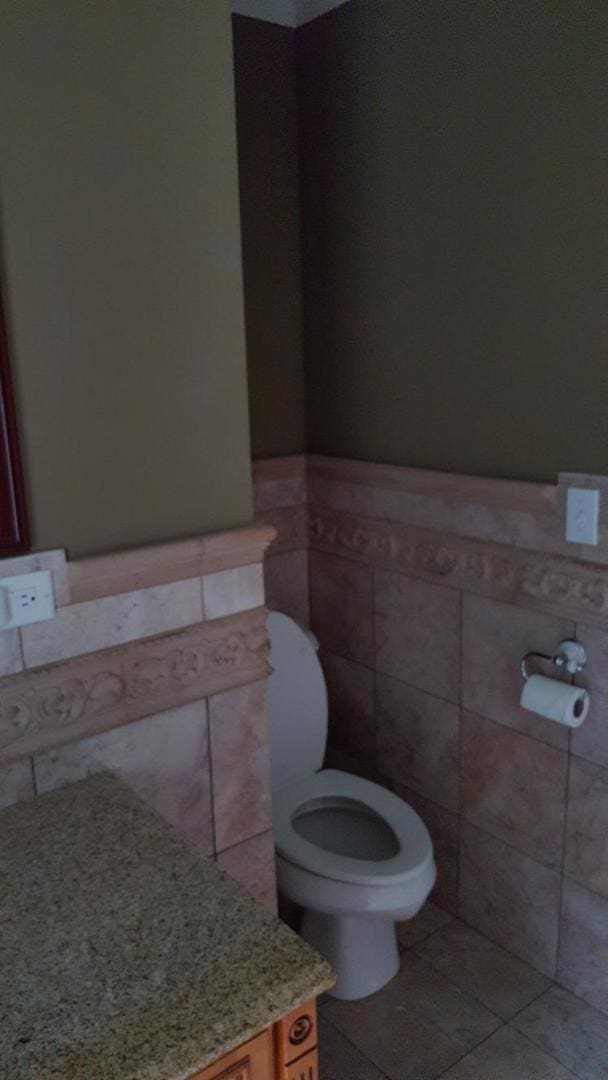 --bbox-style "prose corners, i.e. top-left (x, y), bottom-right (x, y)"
top-left (520, 674), bottom-right (589, 728)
